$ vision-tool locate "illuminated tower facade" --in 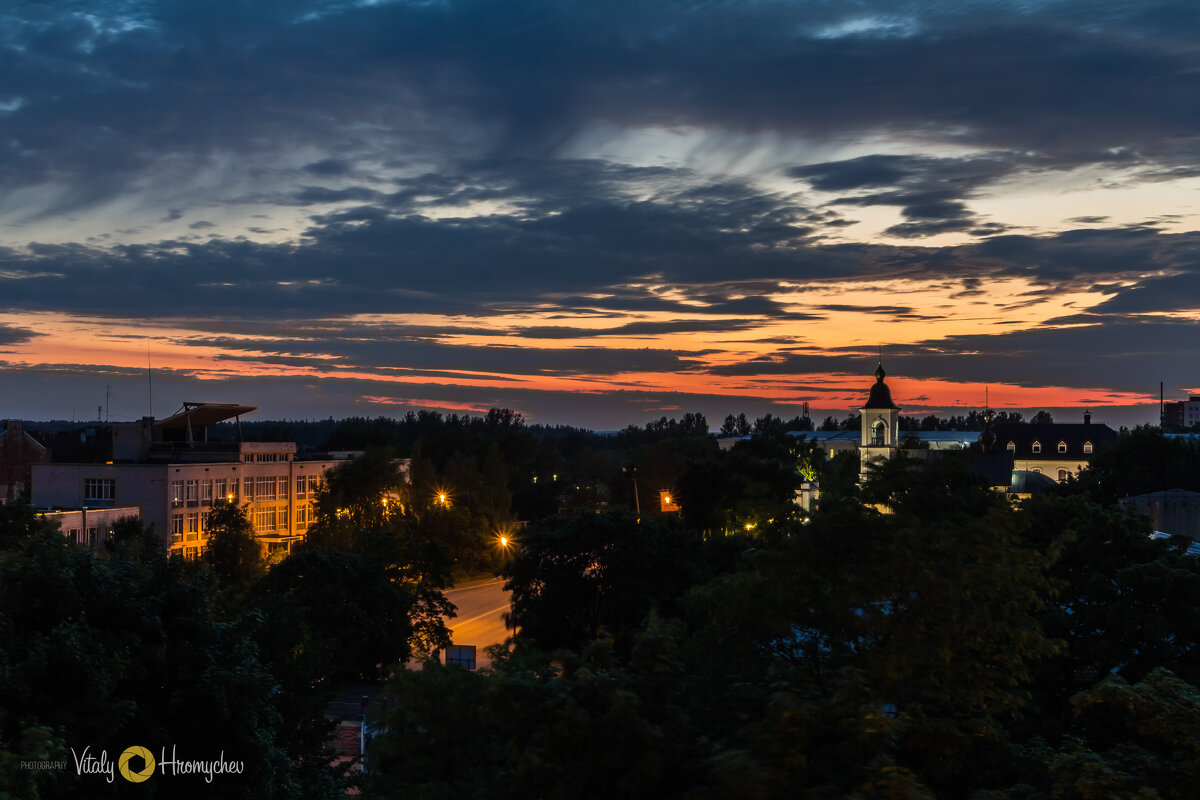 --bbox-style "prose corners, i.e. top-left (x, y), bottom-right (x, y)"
top-left (859, 362), bottom-right (900, 481)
